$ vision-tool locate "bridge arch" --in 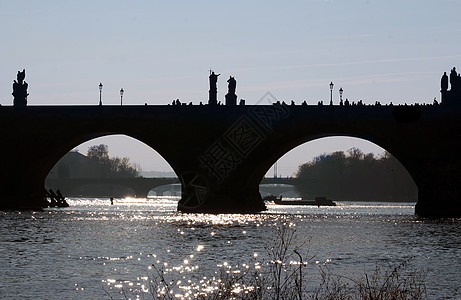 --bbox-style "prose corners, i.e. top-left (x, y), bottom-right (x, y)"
top-left (260, 135), bottom-right (417, 202)
top-left (2, 104), bottom-right (460, 215)
top-left (149, 183), bottom-right (181, 197)
top-left (45, 134), bottom-right (179, 198)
